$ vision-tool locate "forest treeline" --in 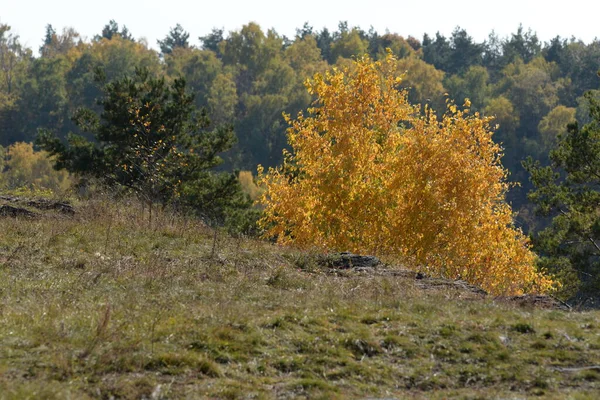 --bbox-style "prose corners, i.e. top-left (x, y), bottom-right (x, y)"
top-left (1, 20), bottom-right (600, 224)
